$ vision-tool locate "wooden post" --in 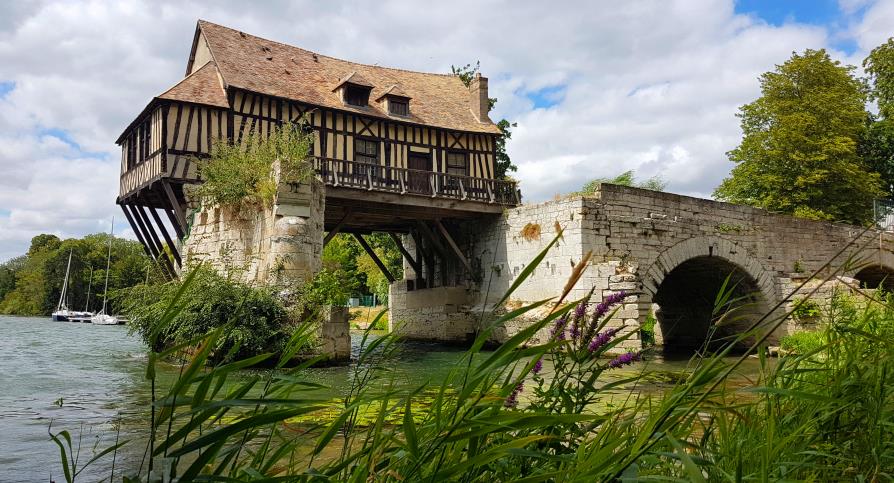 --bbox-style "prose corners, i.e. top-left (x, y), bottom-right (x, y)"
top-left (412, 230), bottom-right (434, 288)
top-left (389, 232), bottom-right (422, 277)
top-left (353, 233), bottom-right (395, 283)
top-left (135, 204), bottom-right (176, 278)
